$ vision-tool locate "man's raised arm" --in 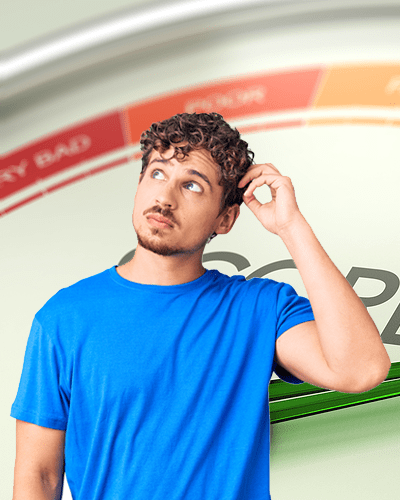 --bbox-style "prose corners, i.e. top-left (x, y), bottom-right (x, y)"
top-left (238, 163), bottom-right (391, 393)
